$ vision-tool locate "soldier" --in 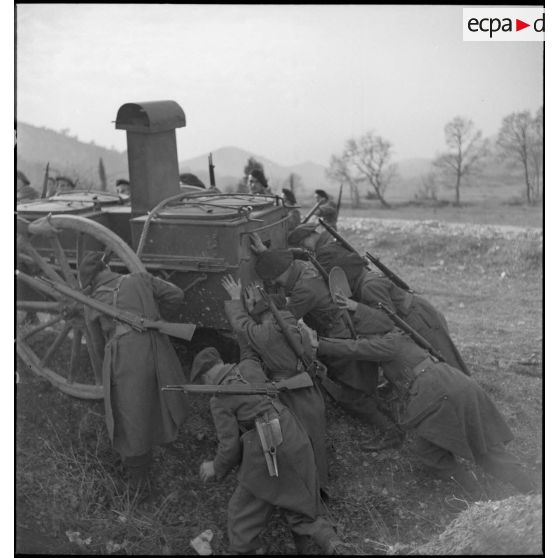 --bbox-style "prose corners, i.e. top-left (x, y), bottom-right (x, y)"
top-left (220, 274), bottom-right (329, 490)
top-left (281, 188), bottom-right (302, 231)
top-left (193, 347), bottom-right (350, 555)
top-left (247, 169), bottom-right (270, 195)
top-left (287, 223), bottom-right (470, 375)
top-left (313, 189), bottom-right (338, 229)
top-left (179, 172), bottom-right (206, 189)
top-left (55, 175), bottom-right (76, 194)
top-left (116, 178), bottom-right (131, 196)
top-left (253, 248), bottom-right (402, 449)
top-left (78, 253), bottom-right (188, 492)
top-left (16, 170), bottom-right (38, 203)
top-left (314, 293), bottom-right (536, 496)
